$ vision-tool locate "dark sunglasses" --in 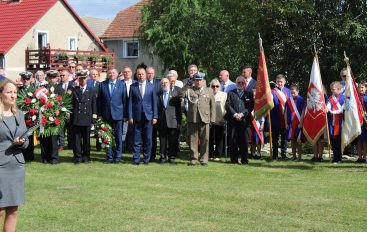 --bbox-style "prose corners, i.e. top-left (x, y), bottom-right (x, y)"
top-left (237, 81), bottom-right (245, 84)
top-left (211, 85), bottom-right (220, 88)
